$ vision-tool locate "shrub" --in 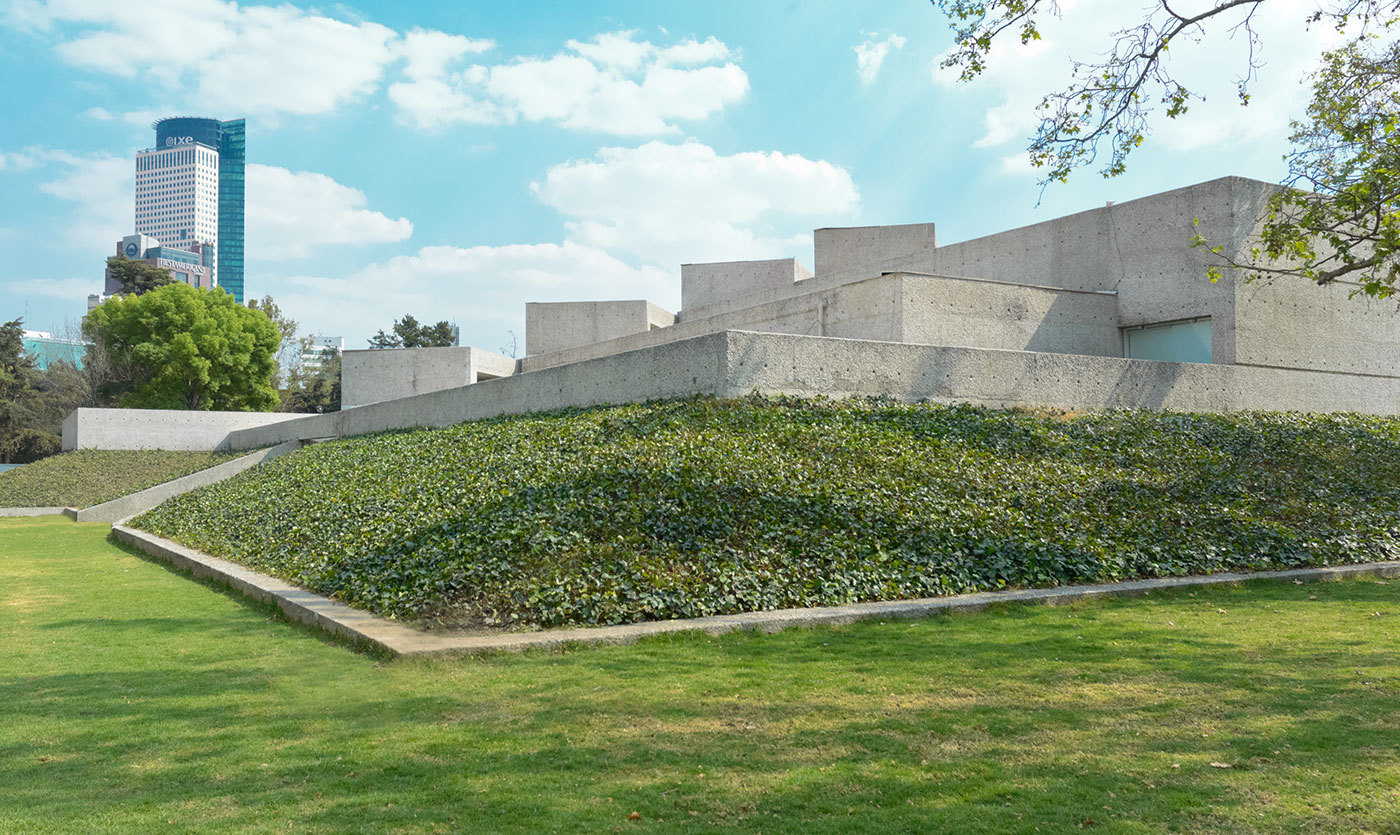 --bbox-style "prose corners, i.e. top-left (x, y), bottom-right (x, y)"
top-left (132, 397), bottom-right (1400, 628)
